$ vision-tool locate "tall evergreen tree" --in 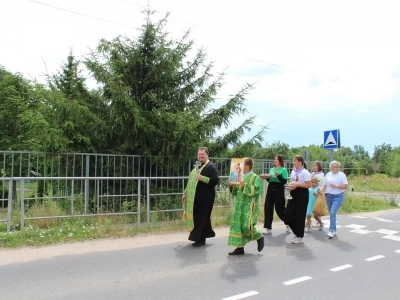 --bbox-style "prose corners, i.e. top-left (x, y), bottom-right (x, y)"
top-left (0, 66), bottom-right (36, 151)
top-left (47, 53), bottom-right (108, 153)
top-left (85, 9), bottom-right (265, 159)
